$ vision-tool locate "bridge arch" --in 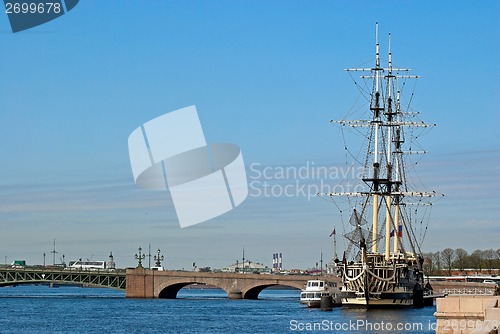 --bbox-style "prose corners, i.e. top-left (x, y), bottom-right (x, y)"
top-left (156, 279), bottom-right (229, 299)
top-left (242, 282), bottom-right (302, 299)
